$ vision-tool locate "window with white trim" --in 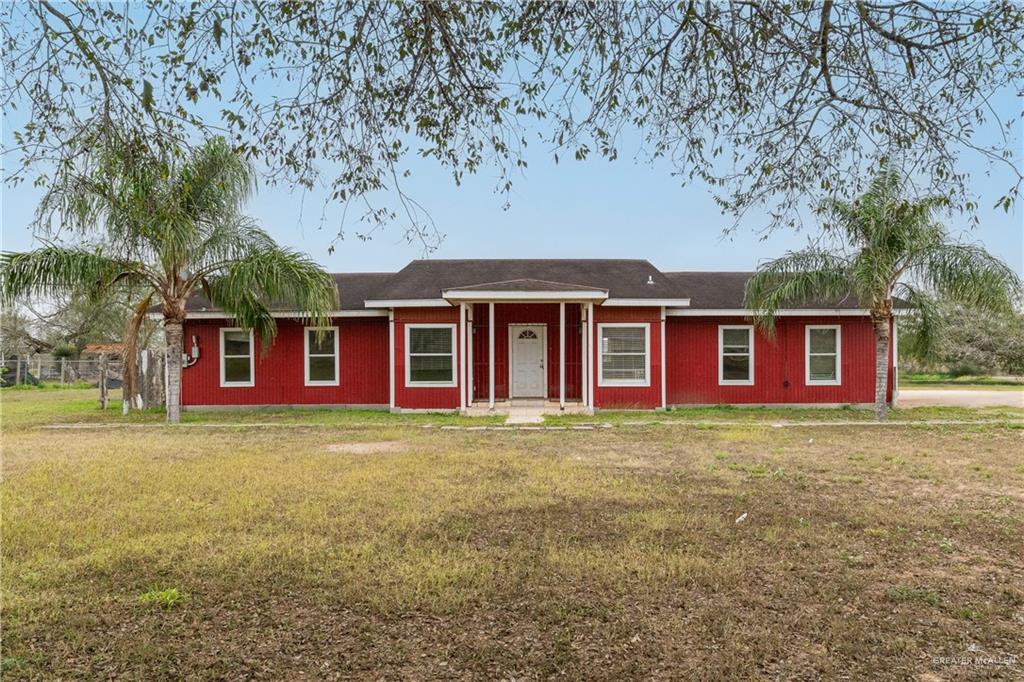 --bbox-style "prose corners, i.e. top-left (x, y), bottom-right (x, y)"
top-left (806, 325), bottom-right (841, 385)
top-left (305, 326), bottom-right (339, 386)
top-left (406, 324), bottom-right (456, 386)
top-left (598, 323), bottom-right (650, 386)
top-left (220, 328), bottom-right (254, 387)
top-left (719, 325), bottom-right (754, 385)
